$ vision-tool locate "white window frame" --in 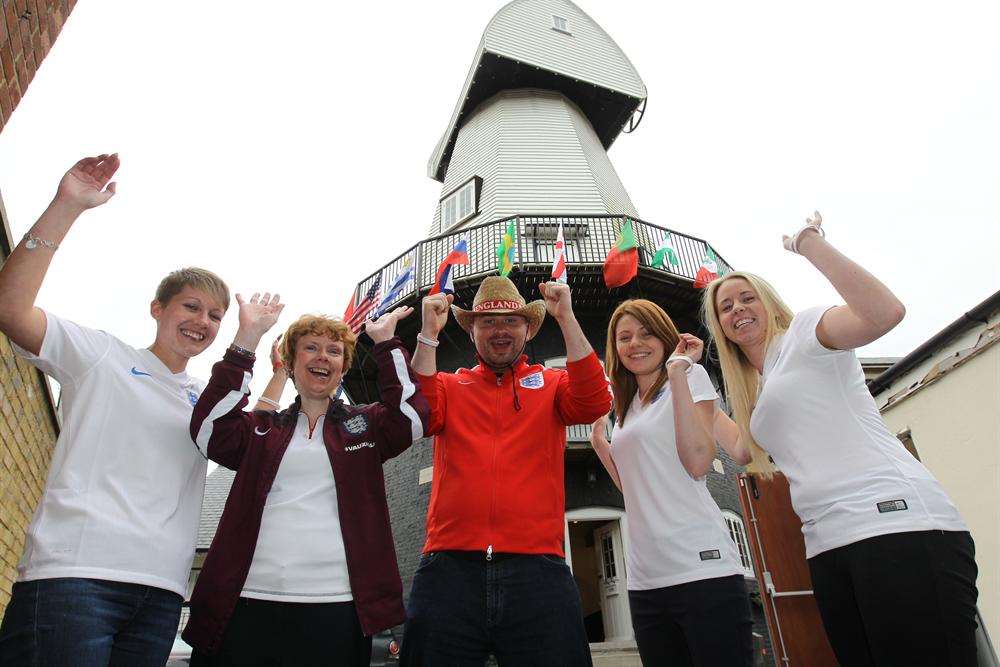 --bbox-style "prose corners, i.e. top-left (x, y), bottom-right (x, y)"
top-left (440, 177), bottom-right (479, 231)
top-left (552, 15), bottom-right (571, 34)
top-left (722, 510), bottom-right (755, 578)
